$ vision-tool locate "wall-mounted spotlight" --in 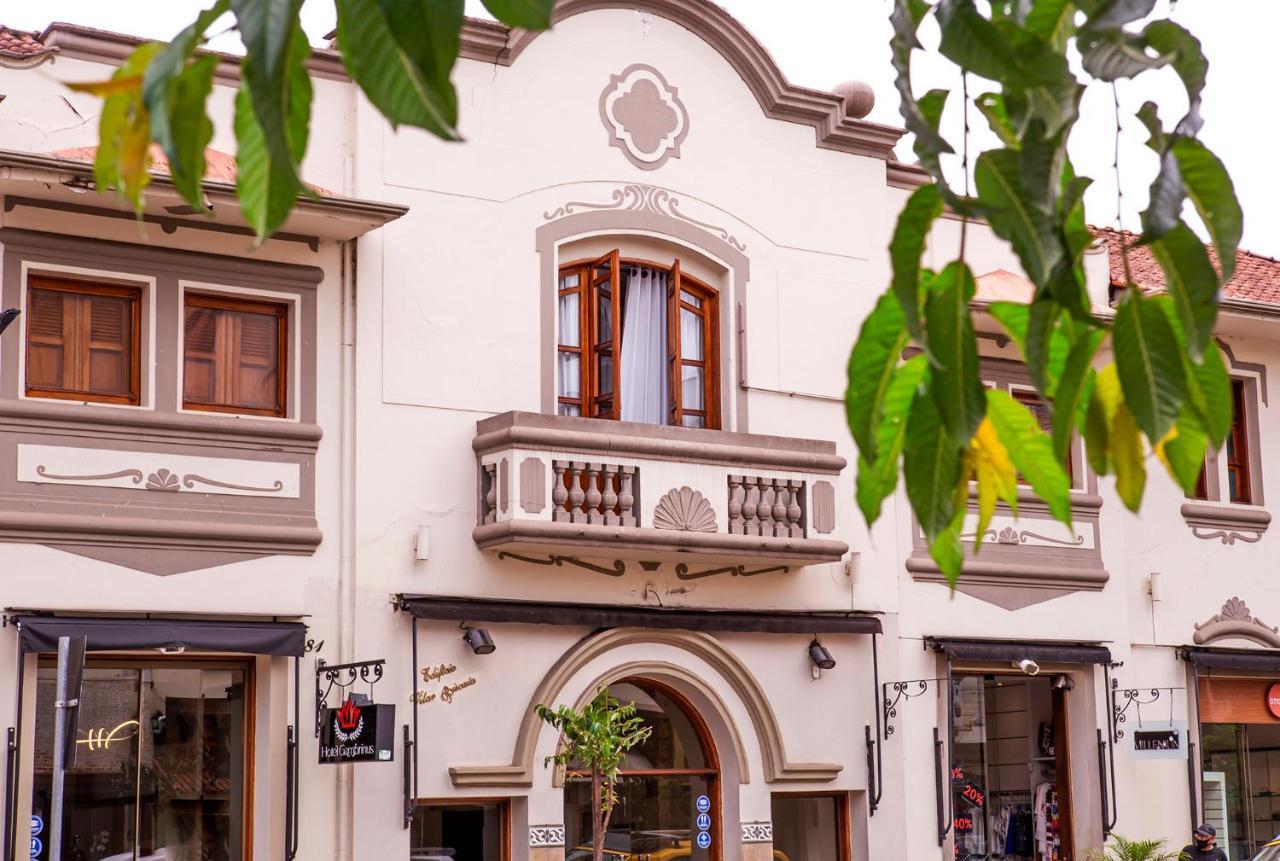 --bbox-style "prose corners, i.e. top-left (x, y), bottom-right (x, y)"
top-left (1051, 674), bottom-right (1074, 691)
top-left (808, 639), bottom-right (836, 670)
top-left (0, 309), bottom-right (20, 336)
top-left (1013, 658), bottom-right (1040, 676)
top-left (462, 624), bottom-right (496, 655)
